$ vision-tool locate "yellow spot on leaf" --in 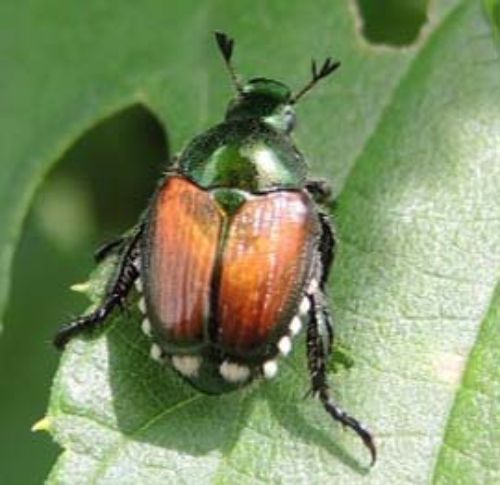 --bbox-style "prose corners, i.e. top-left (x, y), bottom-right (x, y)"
top-left (70, 281), bottom-right (90, 293)
top-left (432, 352), bottom-right (466, 386)
top-left (31, 416), bottom-right (51, 433)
